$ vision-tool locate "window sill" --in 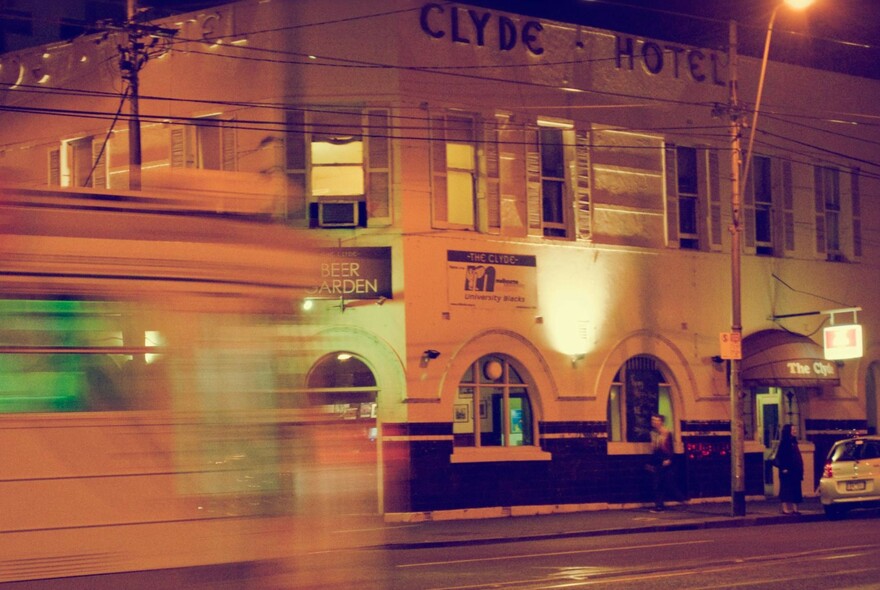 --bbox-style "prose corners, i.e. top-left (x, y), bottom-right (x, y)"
top-left (450, 446), bottom-right (552, 463)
